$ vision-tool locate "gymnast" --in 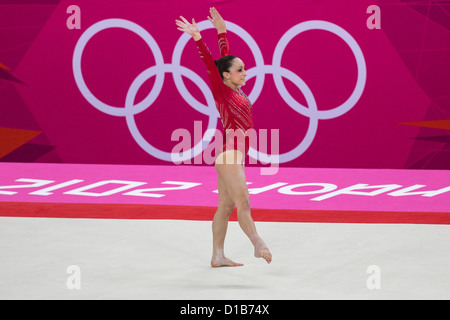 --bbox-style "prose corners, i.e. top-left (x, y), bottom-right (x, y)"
top-left (176, 7), bottom-right (272, 267)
